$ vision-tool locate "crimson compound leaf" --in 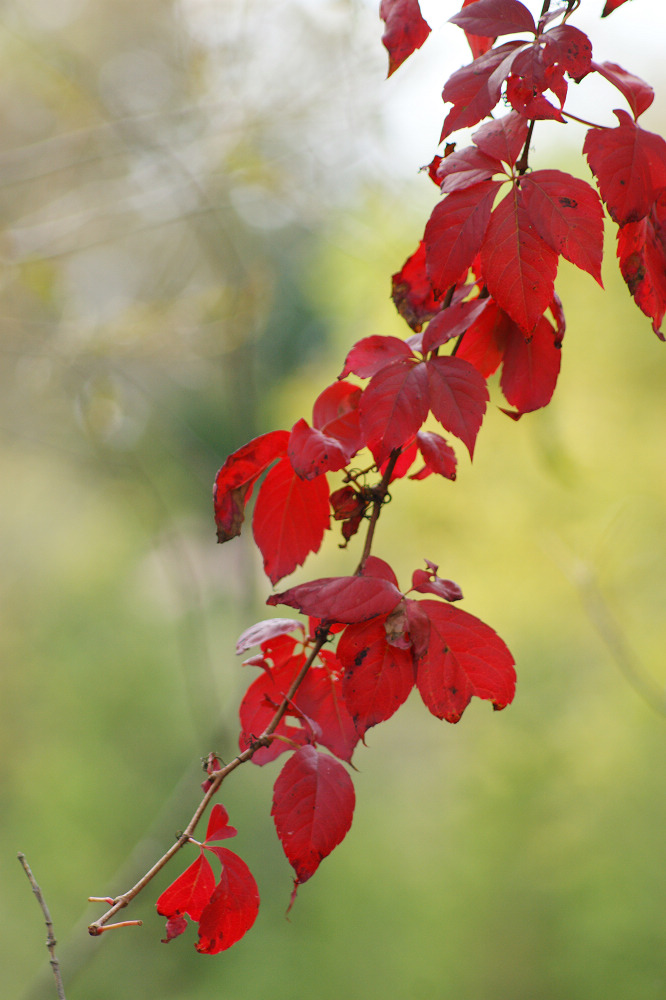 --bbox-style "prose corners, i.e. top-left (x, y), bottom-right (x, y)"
top-left (157, 854), bottom-right (216, 927)
top-left (267, 575), bottom-right (403, 624)
top-left (426, 355), bottom-right (489, 458)
top-left (195, 848), bottom-right (260, 954)
top-left (337, 615), bottom-right (415, 736)
top-left (271, 745), bottom-right (355, 886)
top-left (380, 0), bottom-right (430, 77)
top-left (407, 599), bottom-right (516, 723)
top-left (252, 456), bottom-right (330, 585)
top-left (213, 430), bottom-right (288, 543)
